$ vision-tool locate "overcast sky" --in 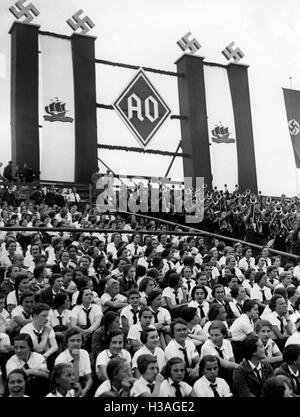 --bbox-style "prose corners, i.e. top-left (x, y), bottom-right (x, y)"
top-left (1, 0), bottom-right (300, 195)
